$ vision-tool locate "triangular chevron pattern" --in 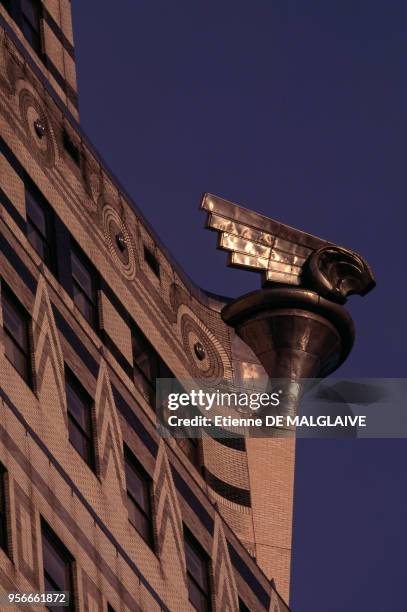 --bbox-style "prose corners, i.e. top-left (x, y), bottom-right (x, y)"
top-left (153, 441), bottom-right (187, 585)
top-left (269, 590), bottom-right (284, 612)
top-left (95, 358), bottom-right (126, 503)
top-left (32, 275), bottom-right (67, 426)
top-left (212, 514), bottom-right (239, 612)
